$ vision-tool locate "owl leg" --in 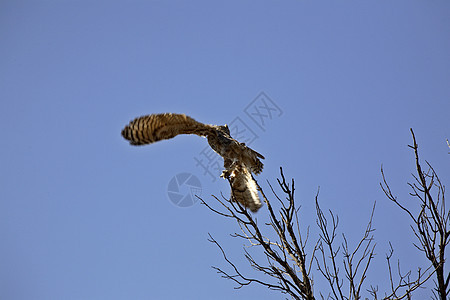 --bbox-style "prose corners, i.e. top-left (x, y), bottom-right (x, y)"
top-left (221, 158), bottom-right (235, 179)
